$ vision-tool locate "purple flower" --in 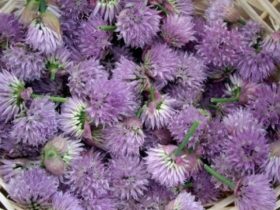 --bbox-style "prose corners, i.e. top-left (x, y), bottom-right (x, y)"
top-left (235, 174), bottom-right (276, 210)
top-left (265, 141), bottom-right (280, 183)
top-left (174, 53), bottom-right (206, 90)
top-left (239, 21), bottom-right (262, 46)
top-left (68, 59), bottom-right (108, 100)
top-left (0, 158), bottom-right (39, 182)
top-left (145, 144), bottom-right (190, 187)
top-left (8, 168), bottom-right (58, 209)
top-left (11, 97), bottom-right (58, 147)
top-left (205, 0), bottom-right (239, 22)
top-left (237, 47), bottom-right (276, 82)
top-left (161, 15), bottom-right (195, 48)
top-left (51, 192), bottom-right (84, 210)
top-left (46, 48), bottom-right (73, 79)
top-left (141, 93), bottom-right (176, 129)
top-left (83, 196), bottom-right (117, 210)
top-left (2, 45), bottom-right (44, 81)
top-left (164, 0), bottom-right (193, 16)
top-left (262, 31), bottom-right (280, 63)
top-left (191, 170), bottom-right (220, 204)
top-left (93, 0), bottom-right (123, 23)
top-left (165, 191), bottom-right (204, 210)
top-left (59, 98), bottom-right (88, 138)
top-left (57, 0), bottom-right (89, 17)
top-left (223, 128), bottom-right (269, 176)
top-left (0, 71), bottom-right (25, 122)
top-left (26, 17), bottom-right (63, 54)
top-left (143, 43), bottom-right (178, 86)
top-left (200, 120), bottom-right (229, 161)
top-left (223, 108), bottom-right (264, 135)
top-left (42, 136), bottom-right (83, 176)
top-left (168, 106), bottom-right (208, 149)
top-left (225, 75), bottom-right (260, 104)
top-left (197, 21), bottom-right (243, 68)
top-left (116, 3), bottom-right (161, 48)
top-left (248, 84), bottom-right (280, 129)
top-left (112, 56), bottom-right (143, 93)
top-left (87, 79), bottom-right (137, 126)
top-left (144, 128), bottom-right (173, 149)
top-left (68, 152), bottom-right (110, 200)
top-left (109, 156), bottom-right (149, 200)
top-left (76, 15), bottom-right (111, 59)
top-left (104, 117), bottom-right (145, 156)
top-left (0, 13), bottom-right (23, 44)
